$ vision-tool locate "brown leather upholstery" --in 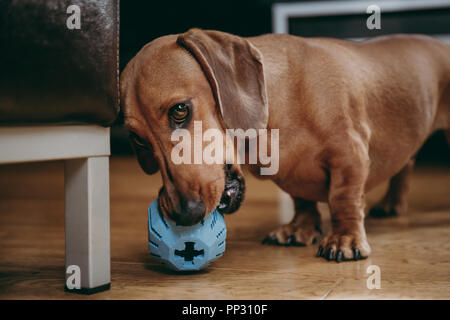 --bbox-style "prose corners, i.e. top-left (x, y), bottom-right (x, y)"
top-left (0, 0), bottom-right (119, 126)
